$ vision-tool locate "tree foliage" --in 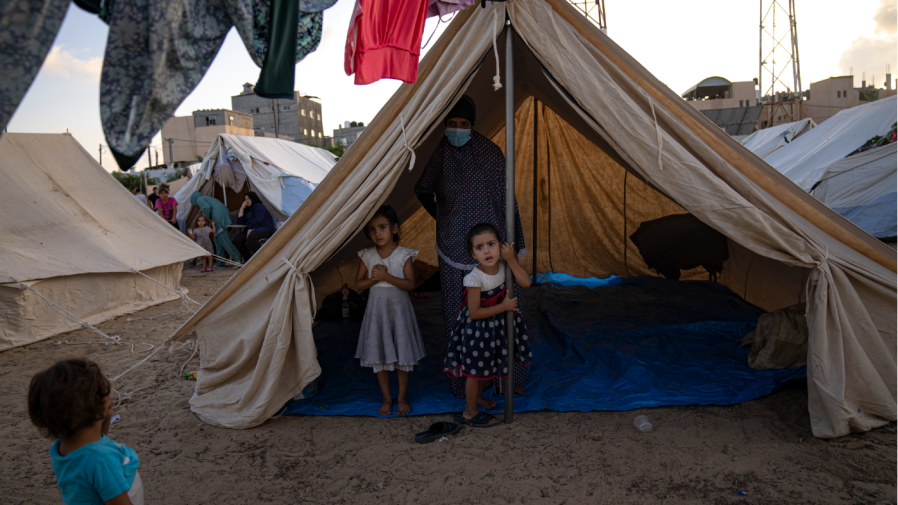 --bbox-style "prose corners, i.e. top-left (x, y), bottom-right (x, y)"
top-left (166, 168), bottom-right (188, 182)
top-left (112, 172), bottom-right (159, 193)
top-left (320, 142), bottom-right (346, 159)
